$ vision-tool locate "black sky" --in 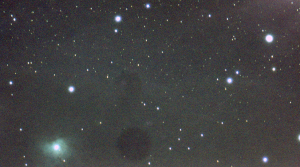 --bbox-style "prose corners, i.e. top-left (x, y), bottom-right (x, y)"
top-left (1, 0), bottom-right (300, 166)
